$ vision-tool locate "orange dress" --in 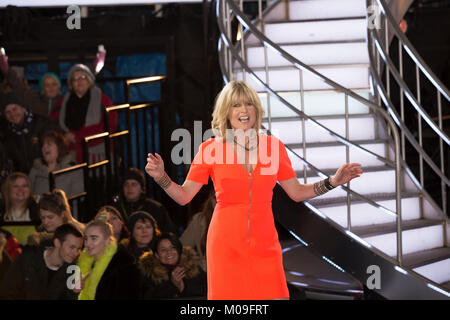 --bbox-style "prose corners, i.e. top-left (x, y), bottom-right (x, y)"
top-left (186, 135), bottom-right (297, 300)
